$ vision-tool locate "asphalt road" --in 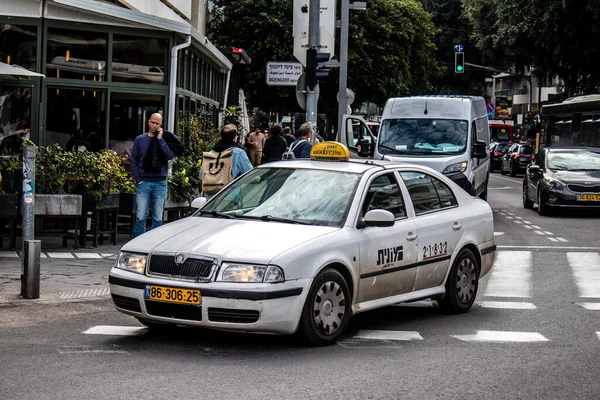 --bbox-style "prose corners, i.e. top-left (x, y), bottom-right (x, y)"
top-left (1, 173), bottom-right (599, 400)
